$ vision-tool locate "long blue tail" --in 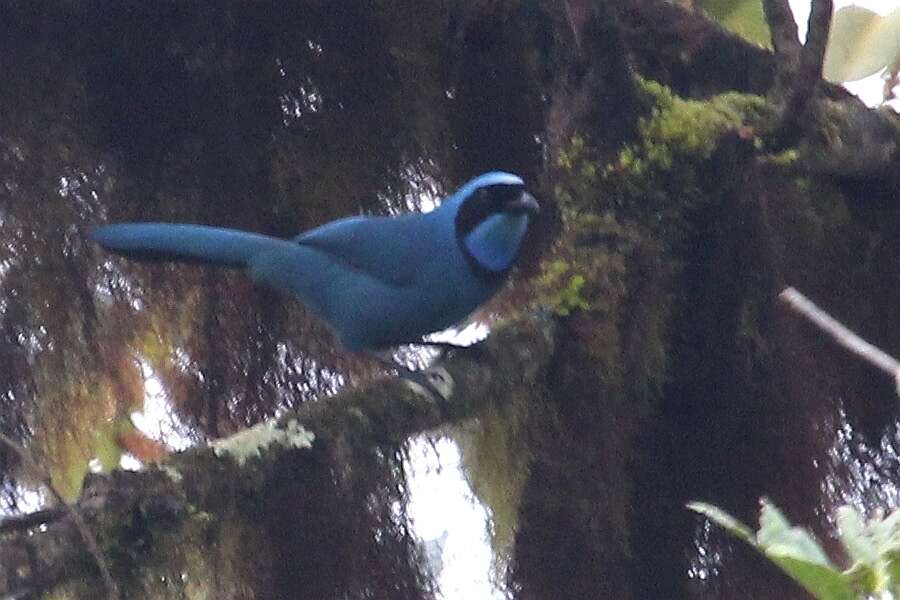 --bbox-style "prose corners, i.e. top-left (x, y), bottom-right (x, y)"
top-left (90, 223), bottom-right (282, 268)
